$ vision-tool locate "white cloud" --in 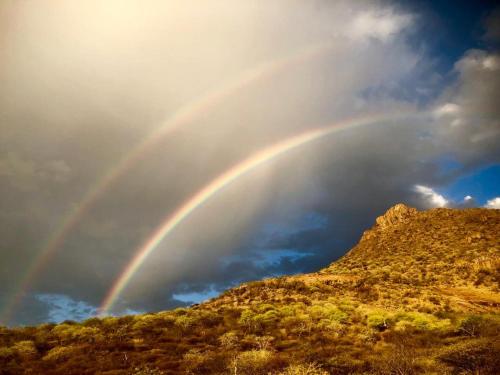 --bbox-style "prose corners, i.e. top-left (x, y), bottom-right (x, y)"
top-left (484, 197), bottom-right (500, 209)
top-left (433, 103), bottom-right (460, 118)
top-left (349, 9), bottom-right (412, 42)
top-left (464, 195), bottom-right (473, 201)
top-left (482, 55), bottom-right (499, 70)
top-left (455, 50), bottom-right (500, 72)
top-left (414, 185), bottom-right (448, 207)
